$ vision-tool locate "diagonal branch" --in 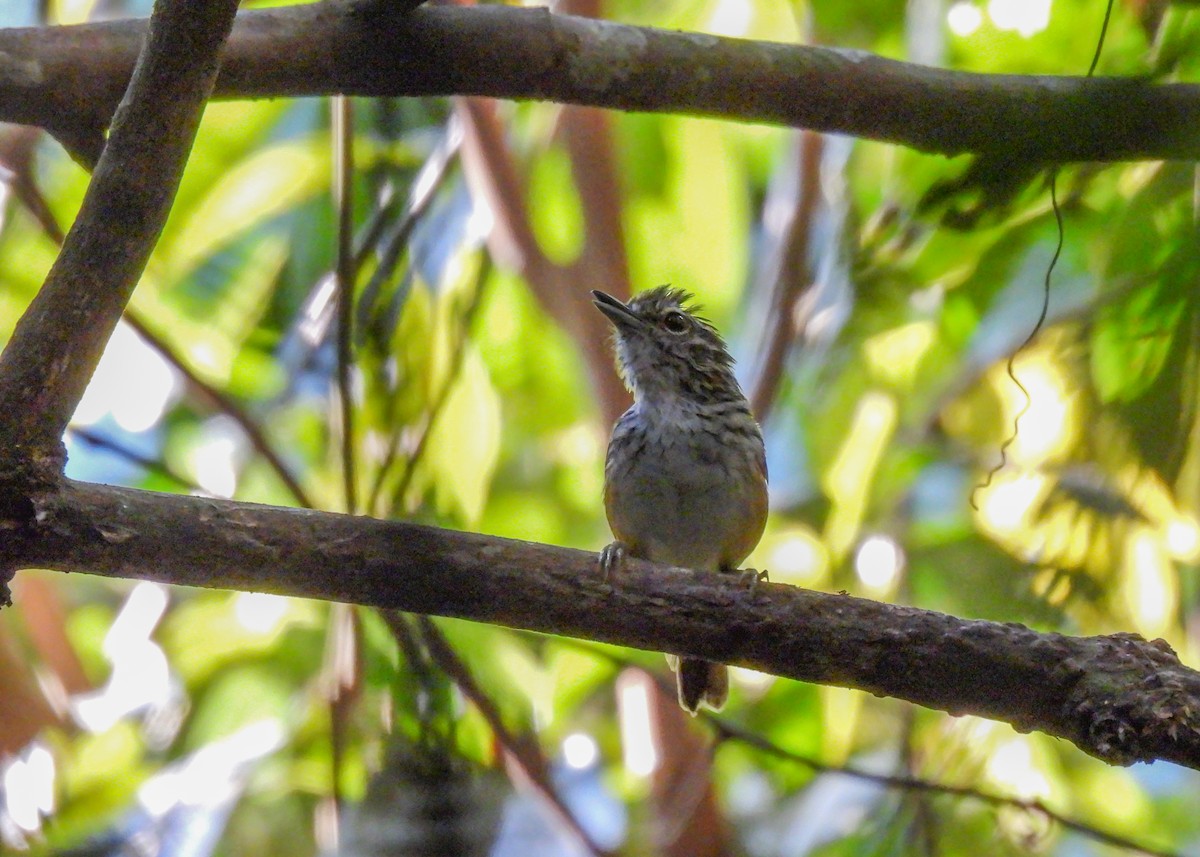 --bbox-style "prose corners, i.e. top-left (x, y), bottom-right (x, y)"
top-left (0, 0), bottom-right (239, 469)
top-left (457, 96), bottom-right (629, 426)
top-left (122, 312), bottom-right (313, 508)
top-left (0, 4), bottom-right (1198, 168)
top-left (67, 425), bottom-right (198, 493)
top-left (412, 616), bottom-right (612, 857)
top-left (332, 94), bottom-right (358, 515)
top-left (748, 130), bottom-right (825, 422)
top-left (3, 477), bottom-right (1200, 772)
